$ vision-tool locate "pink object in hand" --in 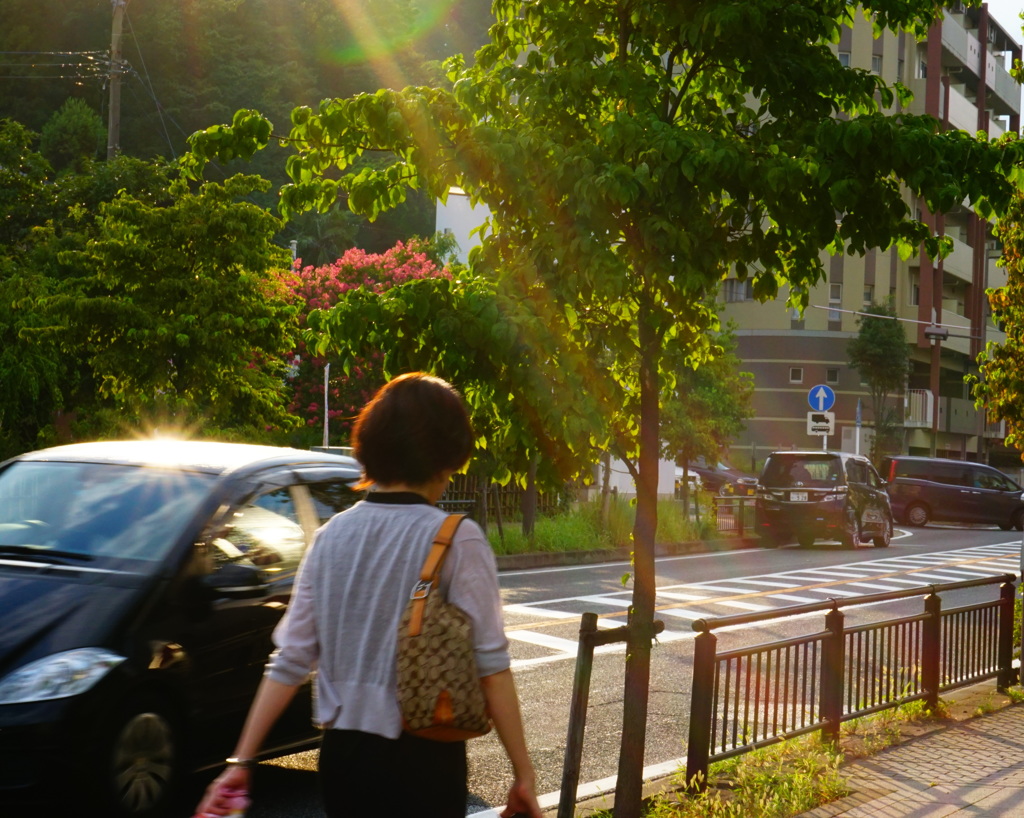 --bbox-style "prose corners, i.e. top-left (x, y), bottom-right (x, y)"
top-left (222, 786), bottom-right (251, 816)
